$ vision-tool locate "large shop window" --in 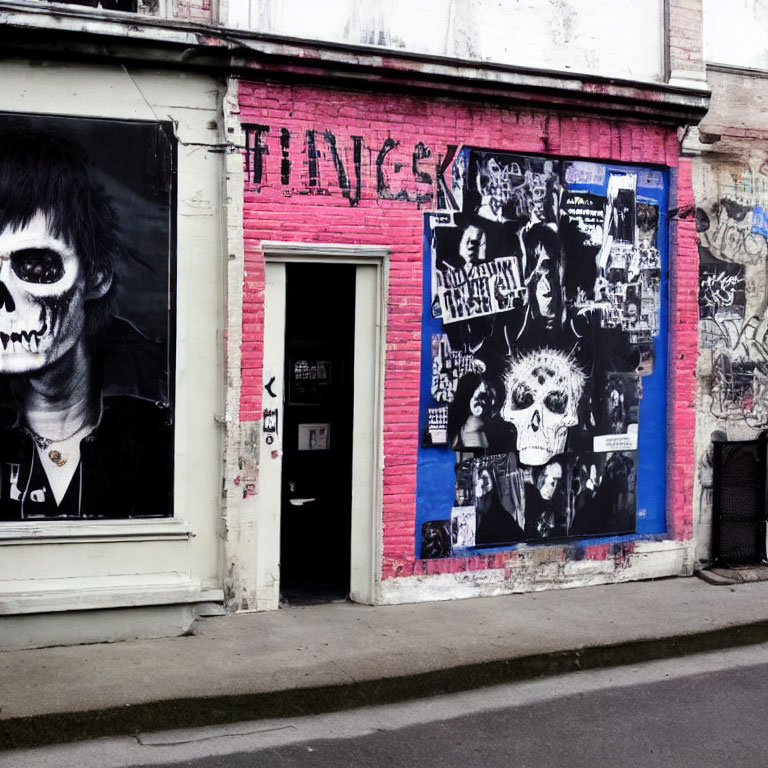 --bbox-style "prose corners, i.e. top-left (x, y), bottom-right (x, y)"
top-left (416, 150), bottom-right (668, 557)
top-left (0, 115), bottom-right (176, 522)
